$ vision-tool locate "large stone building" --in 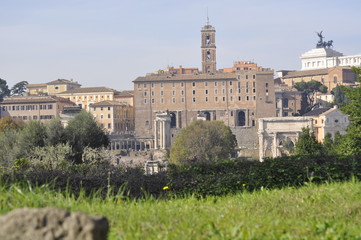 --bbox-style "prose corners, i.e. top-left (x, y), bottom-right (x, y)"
top-left (133, 20), bottom-right (276, 152)
top-left (89, 100), bottom-right (134, 134)
top-left (0, 95), bottom-right (75, 121)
